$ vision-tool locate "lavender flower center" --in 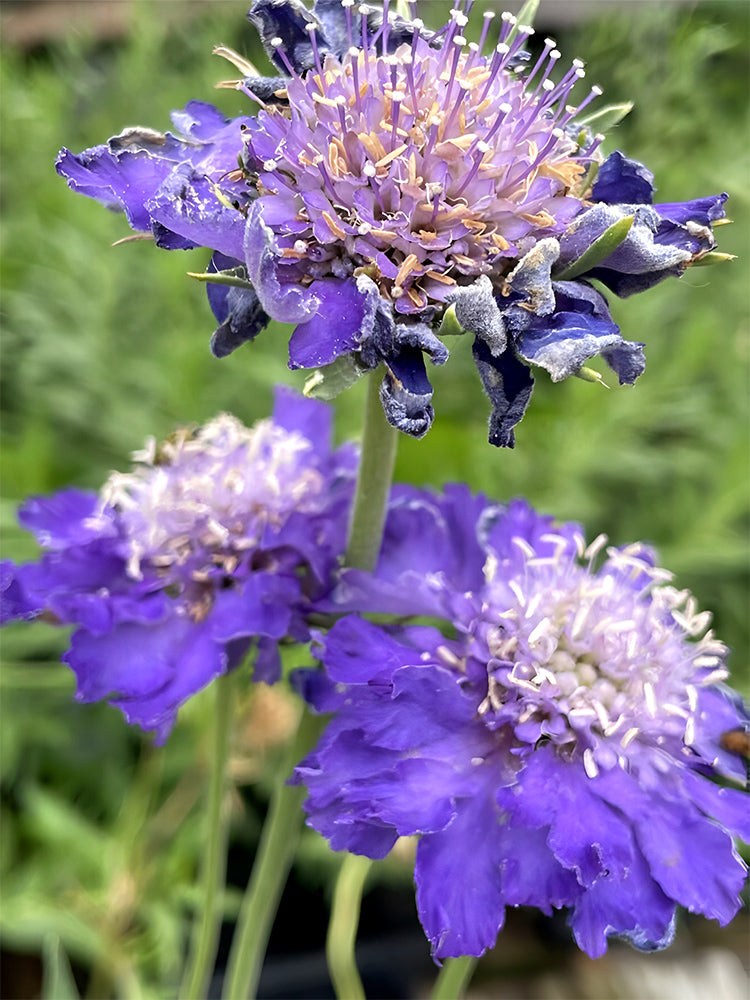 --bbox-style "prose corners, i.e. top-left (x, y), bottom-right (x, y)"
top-left (100, 414), bottom-right (323, 590)
top-left (241, 8), bottom-right (602, 312)
top-left (475, 533), bottom-right (728, 774)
